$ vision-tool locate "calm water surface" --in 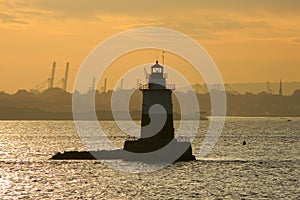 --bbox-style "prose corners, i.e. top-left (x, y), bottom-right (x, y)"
top-left (0, 118), bottom-right (299, 199)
